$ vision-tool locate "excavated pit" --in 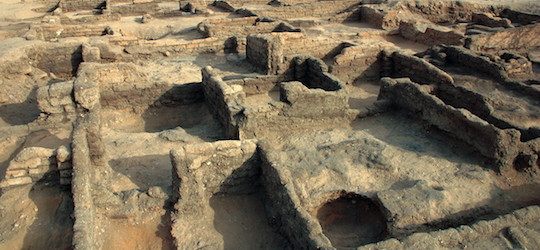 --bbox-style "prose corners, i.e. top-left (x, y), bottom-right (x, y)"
top-left (315, 193), bottom-right (388, 248)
